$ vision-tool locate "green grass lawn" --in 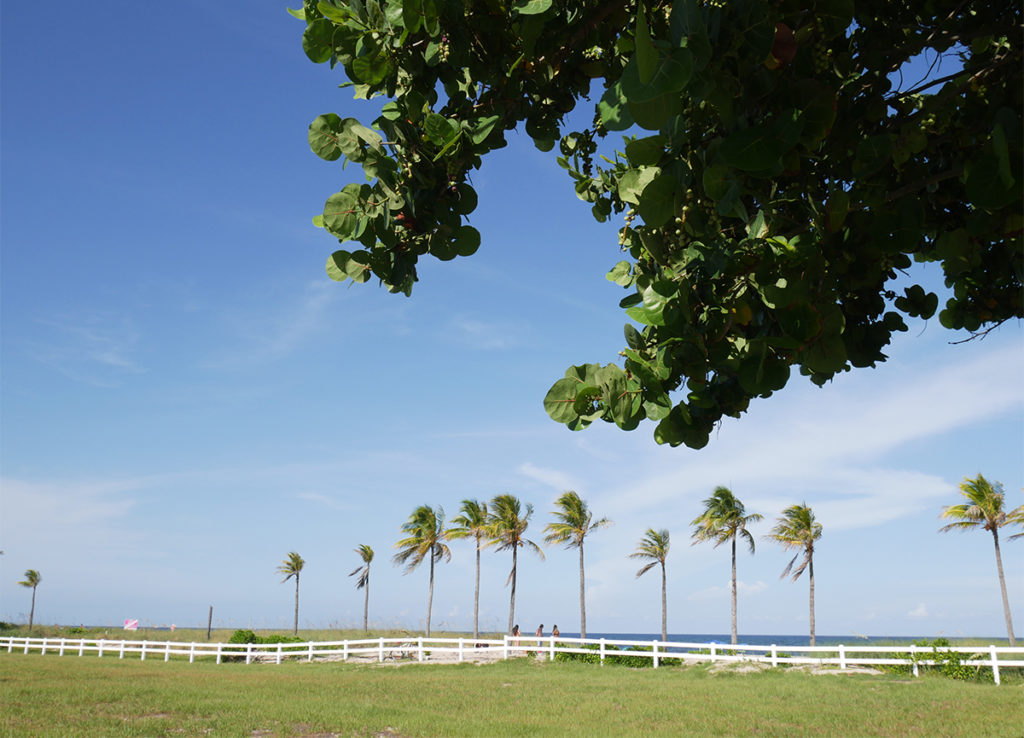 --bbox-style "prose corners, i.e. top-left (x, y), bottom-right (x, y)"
top-left (2, 652), bottom-right (1022, 737)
